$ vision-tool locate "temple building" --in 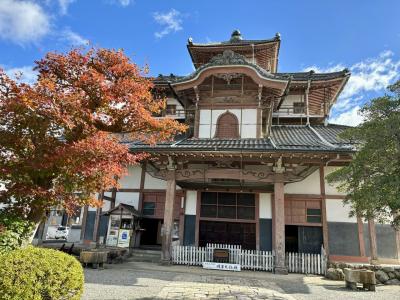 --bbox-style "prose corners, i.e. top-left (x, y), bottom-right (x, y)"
top-left (42, 31), bottom-right (400, 272)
